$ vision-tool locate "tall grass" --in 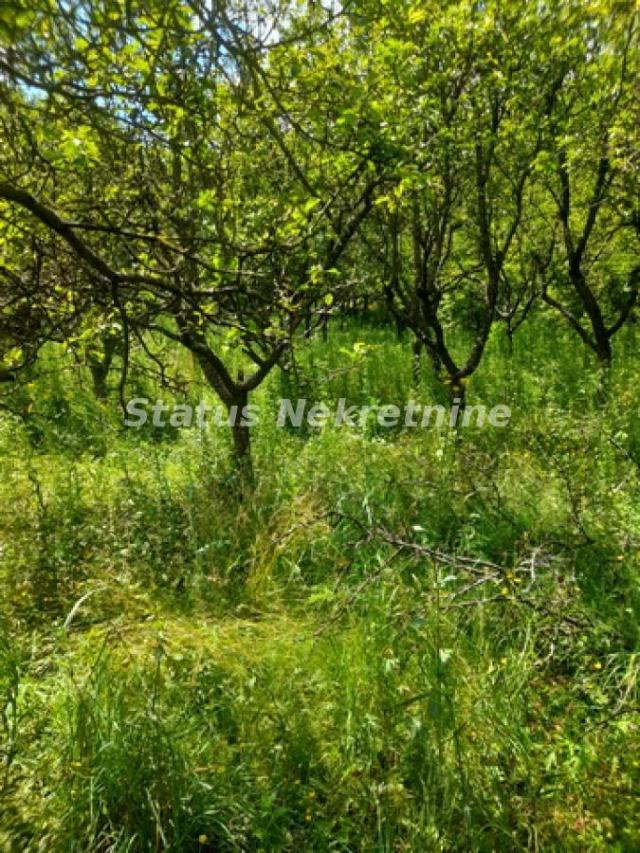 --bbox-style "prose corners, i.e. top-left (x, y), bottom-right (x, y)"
top-left (0, 317), bottom-right (638, 850)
